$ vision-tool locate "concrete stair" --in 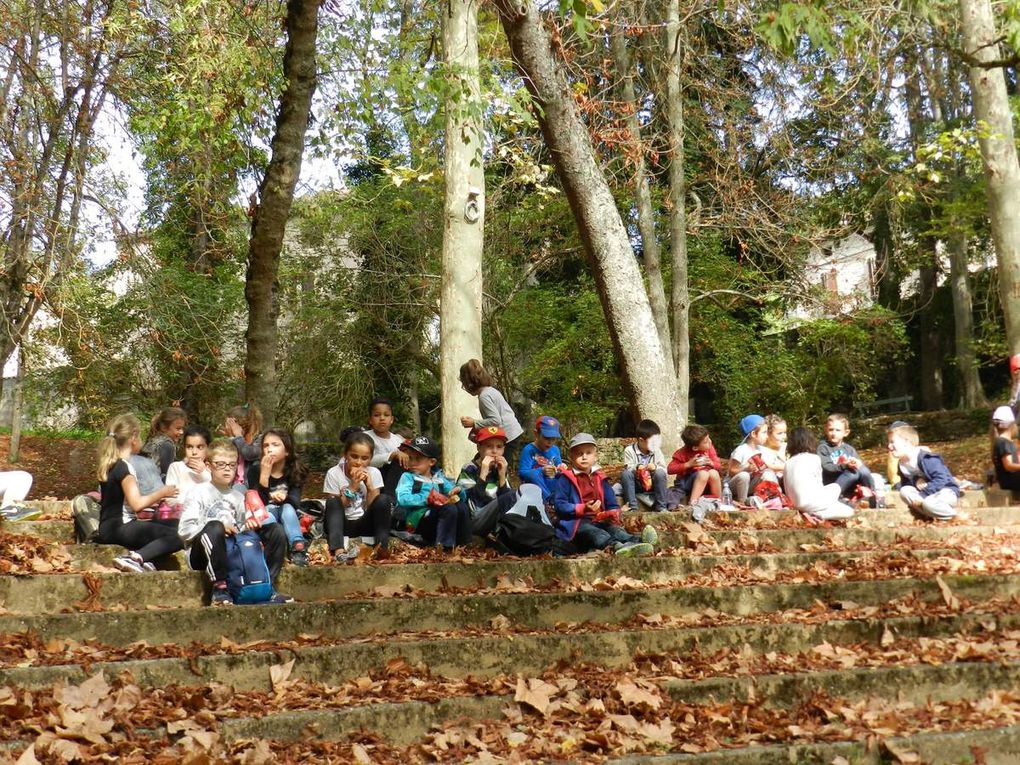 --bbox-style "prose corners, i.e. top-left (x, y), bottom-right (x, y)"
top-left (2, 496), bottom-right (1020, 761)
